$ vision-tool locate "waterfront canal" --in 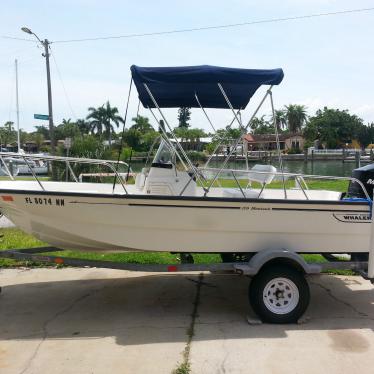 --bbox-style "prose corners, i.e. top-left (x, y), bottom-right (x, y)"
top-left (131, 160), bottom-right (361, 177)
